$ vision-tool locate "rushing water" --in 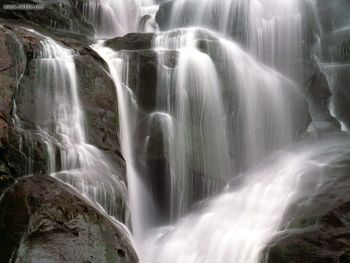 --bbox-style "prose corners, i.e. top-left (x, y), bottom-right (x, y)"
top-left (10, 0), bottom-right (350, 262)
top-left (13, 35), bottom-right (128, 222)
top-left (141, 136), bottom-right (350, 263)
top-left (81, 0), bottom-right (158, 38)
top-left (89, 0), bottom-right (314, 261)
top-left (150, 28), bottom-right (307, 221)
